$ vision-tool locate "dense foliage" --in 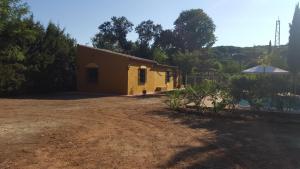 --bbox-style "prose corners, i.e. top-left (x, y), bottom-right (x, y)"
top-left (166, 3), bottom-right (300, 113)
top-left (92, 9), bottom-right (291, 83)
top-left (92, 16), bottom-right (134, 53)
top-left (0, 0), bottom-right (76, 96)
top-left (168, 75), bottom-right (300, 113)
top-left (288, 3), bottom-right (300, 74)
top-left (167, 80), bottom-right (234, 113)
top-left (174, 9), bottom-right (216, 51)
top-left (92, 9), bottom-right (218, 74)
top-left (230, 75), bottom-right (292, 111)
